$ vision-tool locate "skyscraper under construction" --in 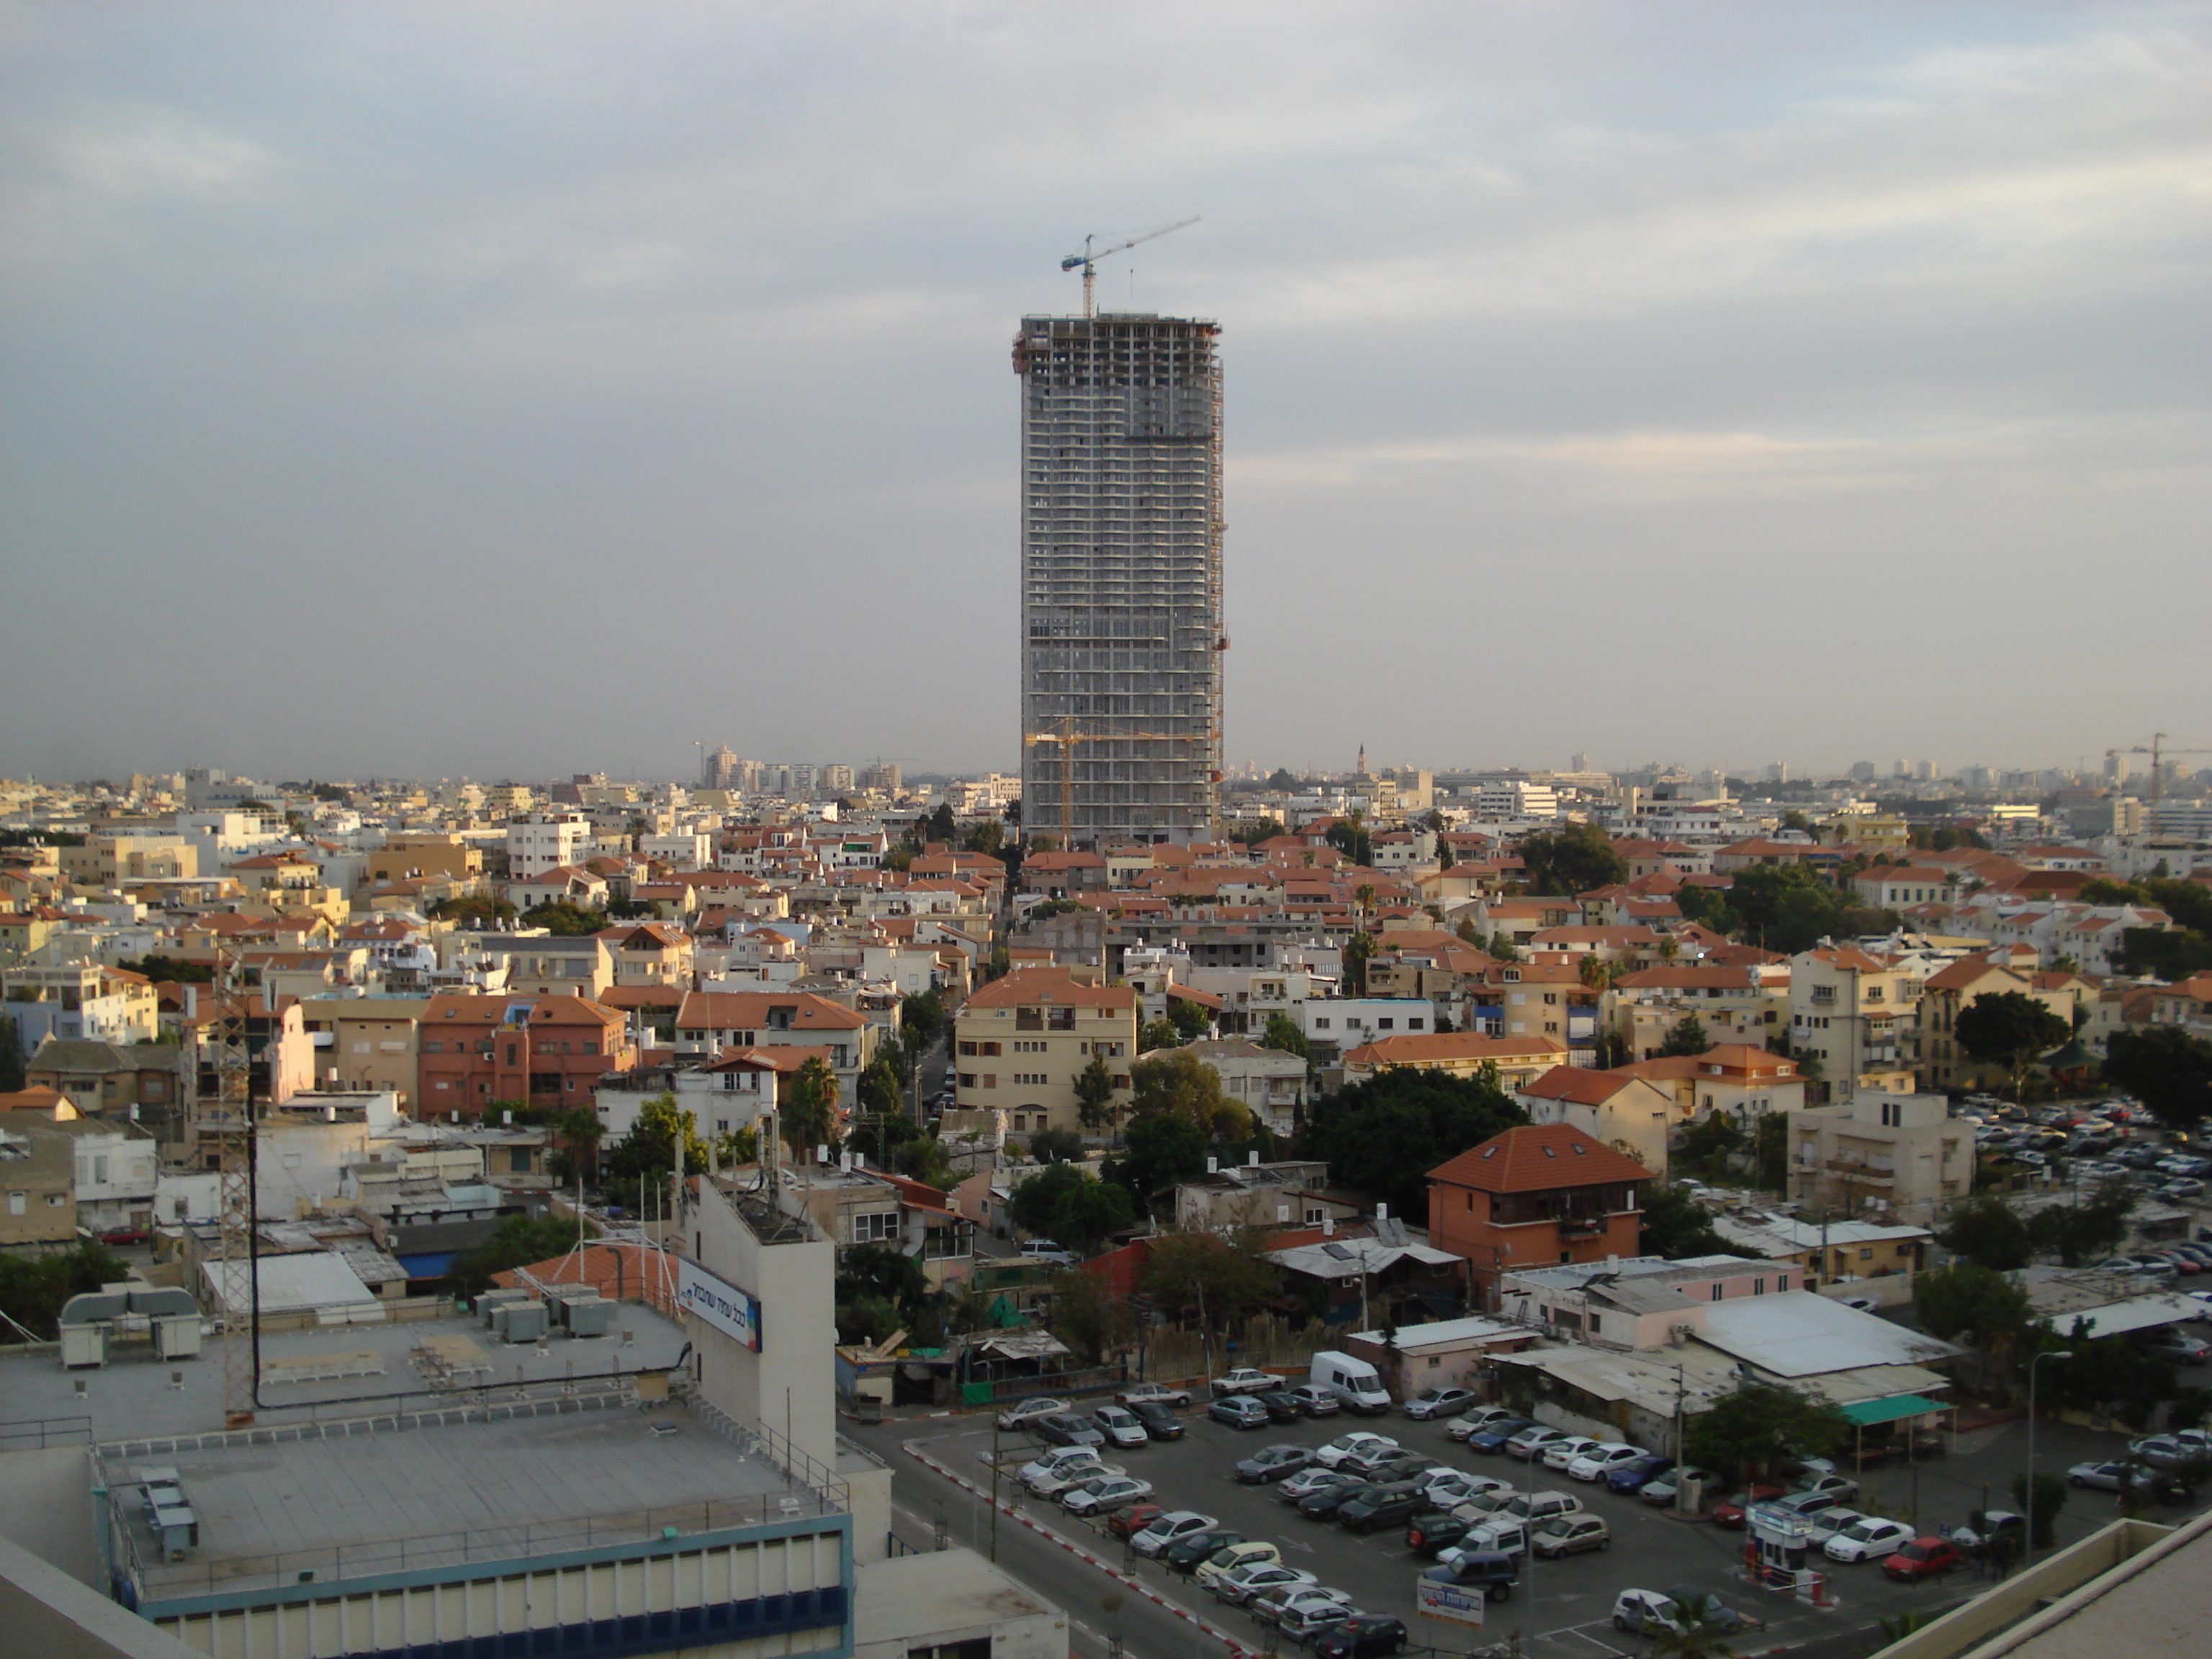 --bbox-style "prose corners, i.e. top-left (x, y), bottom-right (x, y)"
top-left (1013, 312), bottom-right (1224, 847)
